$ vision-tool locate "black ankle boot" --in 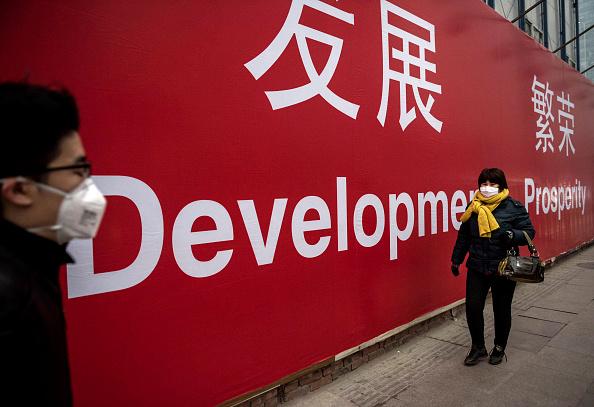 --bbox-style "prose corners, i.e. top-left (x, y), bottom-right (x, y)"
top-left (464, 346), bottom-right (488, 366)
top-left (488, 345), bottom-right (507, 365)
